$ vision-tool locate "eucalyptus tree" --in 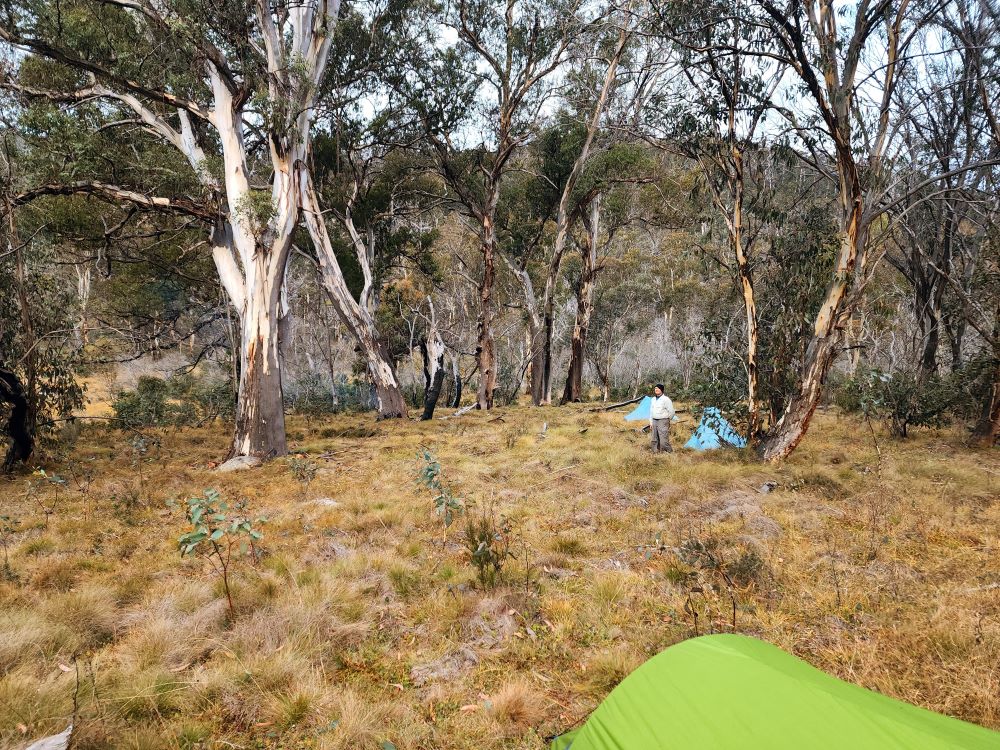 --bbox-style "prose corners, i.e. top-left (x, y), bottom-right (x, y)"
top-left (305, 2), bottom-right (427, 419)
top-left (409, 0), bottom-right (586, 409)
top-left (740, 0), bottom-right (959, 460)
top-left (534, 9), bottom-right (631, 405)
top-left (1, 0), bottom-right (342, 459)
top-left (1, 136), bottom-right (84, 469)
top-left (653, 0), bottom-right (787, 439)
